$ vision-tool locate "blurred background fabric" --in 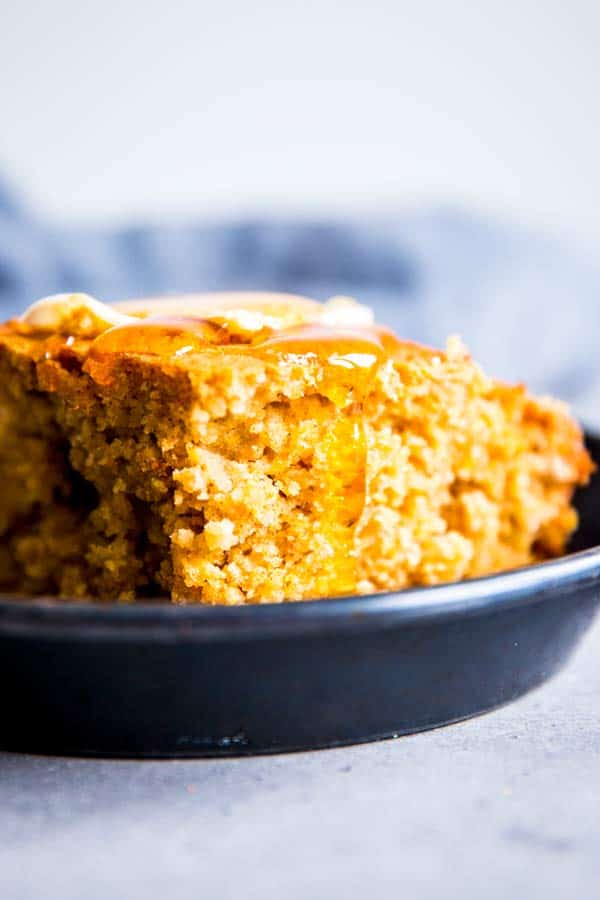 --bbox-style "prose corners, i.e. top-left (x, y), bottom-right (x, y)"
top-left (4, 2), bottom-right (600, 246)
top-left (2, 1), bottom-right (599, 424)
top-left (1, 176), bottom-right (599, 426)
